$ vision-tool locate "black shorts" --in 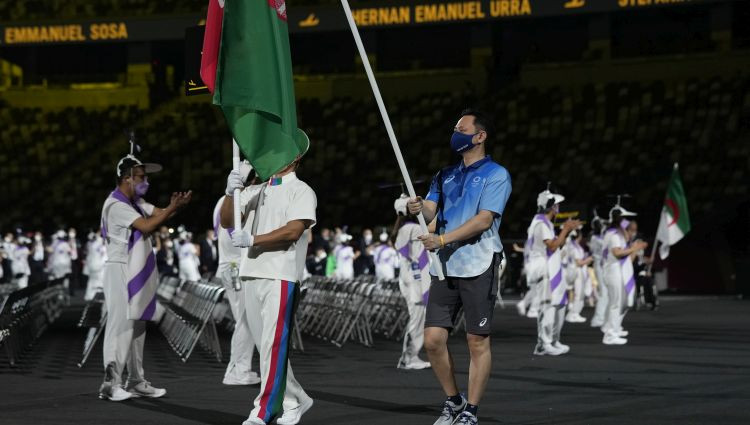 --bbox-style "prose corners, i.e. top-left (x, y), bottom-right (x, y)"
top-left (424, 253), bottom-right (501, 335)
